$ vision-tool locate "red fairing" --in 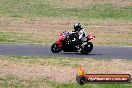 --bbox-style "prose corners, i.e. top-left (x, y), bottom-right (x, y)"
top-left (88, 35), bottom-right (95, 40)
top-left (56, 41), bottom-right (62, 47)
top-left (56, 32), bottom-right (66, 47)
top-left (59, 32), bottom-right (66, 41)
